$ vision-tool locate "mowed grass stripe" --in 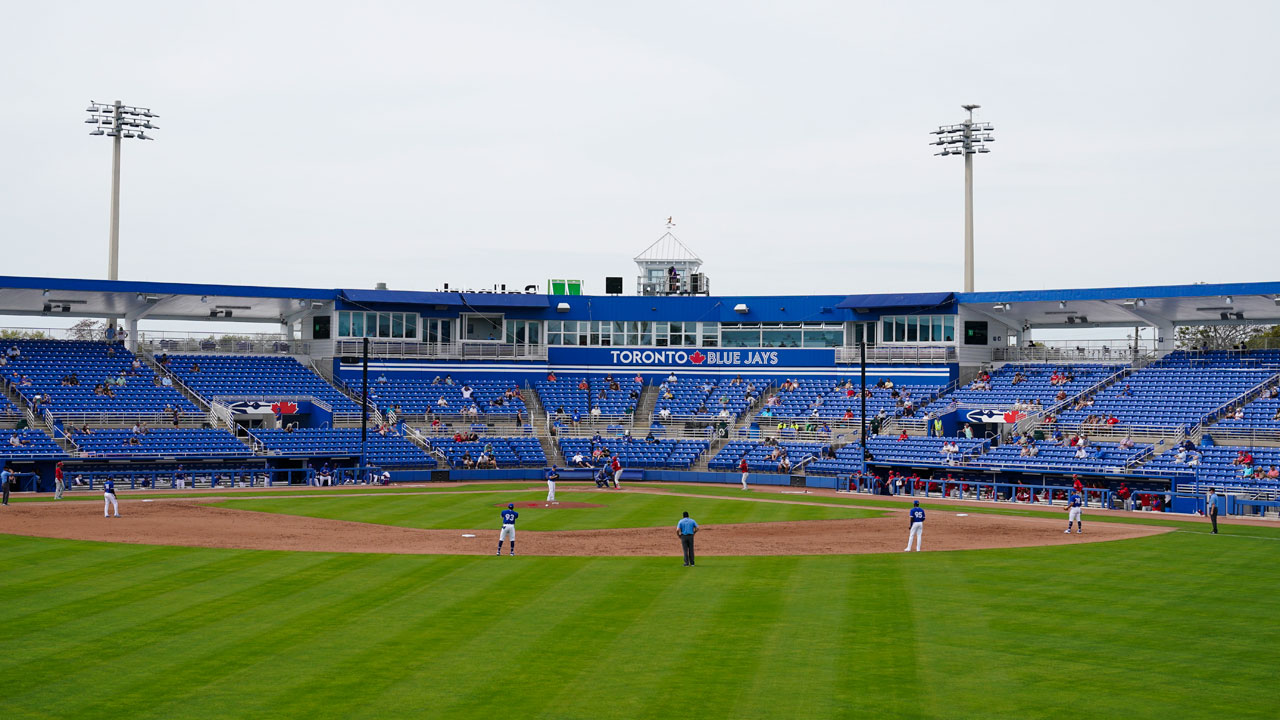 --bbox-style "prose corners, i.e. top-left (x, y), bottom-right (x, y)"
top-left (631, 484), bottom-right (1280, 537)
top-left (212, 490), bottom-right (882, 531)
top-left (2, 529), bottom-right (1278, 718)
